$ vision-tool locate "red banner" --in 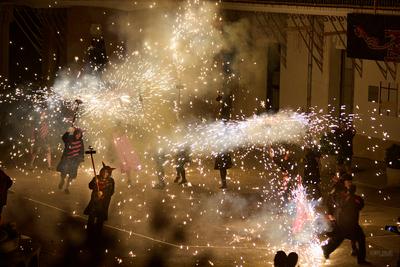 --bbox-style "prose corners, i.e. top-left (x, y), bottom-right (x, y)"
top-left (347, 13), bottom-right (400, 62)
